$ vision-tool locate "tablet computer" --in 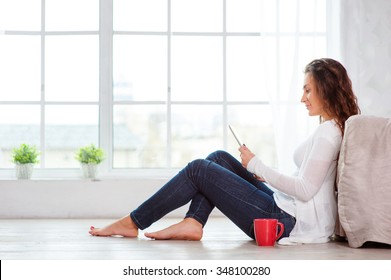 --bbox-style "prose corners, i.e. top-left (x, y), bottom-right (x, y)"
top-left (228, 124), bottom-right (243, 146)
